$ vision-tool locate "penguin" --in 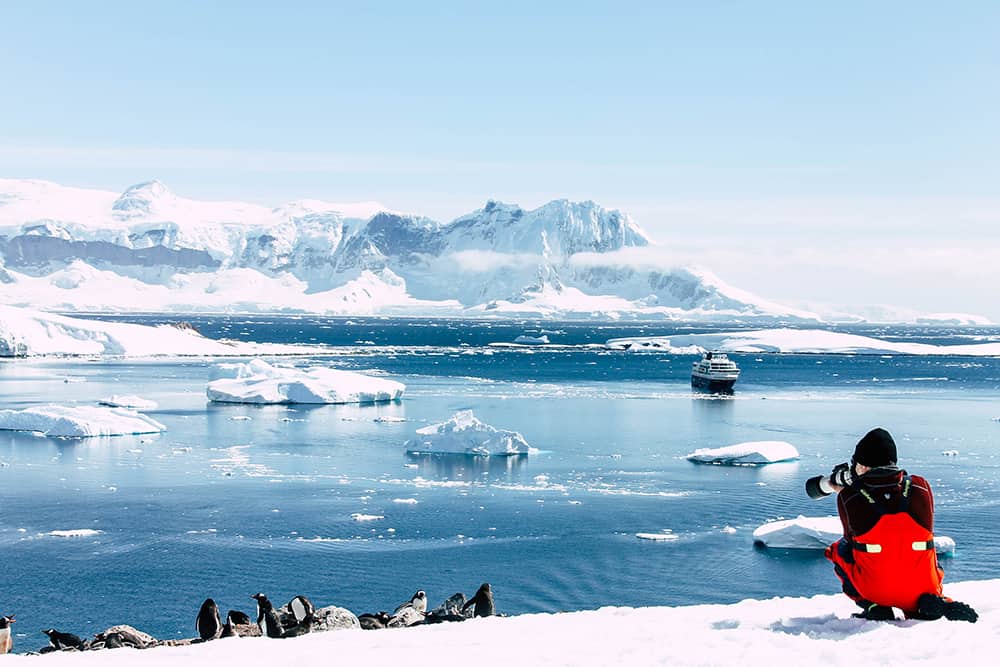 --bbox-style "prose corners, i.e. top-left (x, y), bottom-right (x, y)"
top-left (196, 598), bottom-right (223, 641)
top-left (358, 611), bottom-right (391, 630)
top-left (251, 593), bottom-right (284, 639)
top-left (393, 590), bottom-right (427, 615)
top-left (422, 593), bottom-right (468, 624)
top-left (91, 632), bottom-right (125, 650)
top-left (462, 583), bottom-right (495, 617)
top-left (288, 595), bottom-right (315, 626)
top-left (41, 629), bottom-right (87, 651)
top-left (0, 615), bottom-right (15, 655)
top-left (227, 610), bottom-right (252, 626)
top-left (222, 610), bottom-right (257, 638)
top-left (388, 590), bottom-right (428, 628)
